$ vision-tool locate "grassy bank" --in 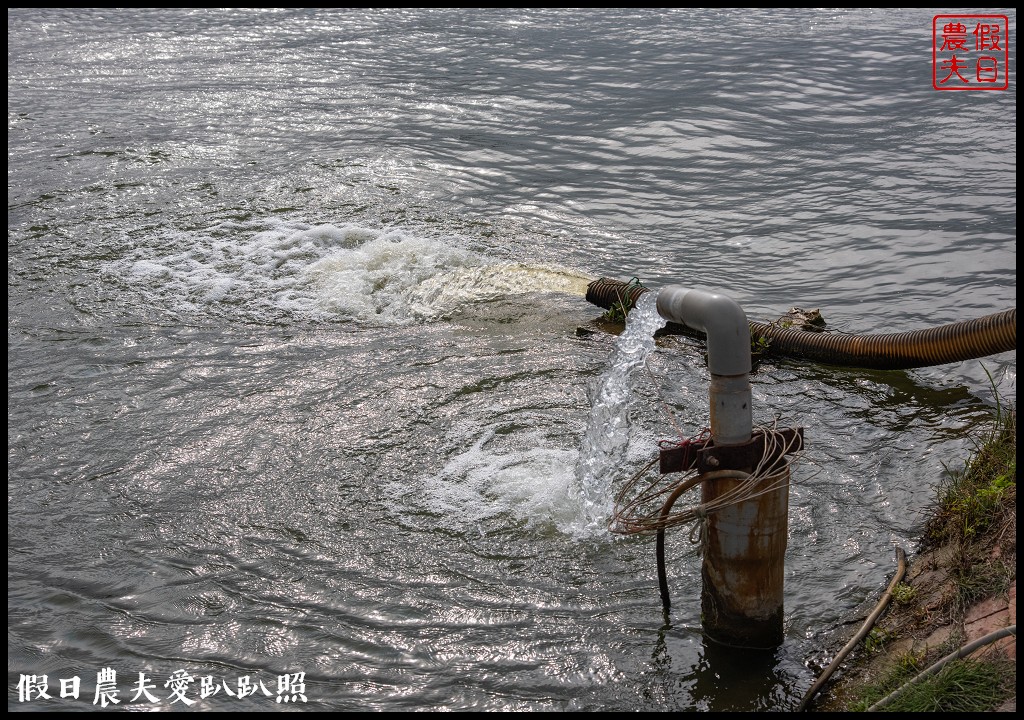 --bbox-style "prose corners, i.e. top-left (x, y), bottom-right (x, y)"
top-left (816, 396), bottom-right (1016, 712)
